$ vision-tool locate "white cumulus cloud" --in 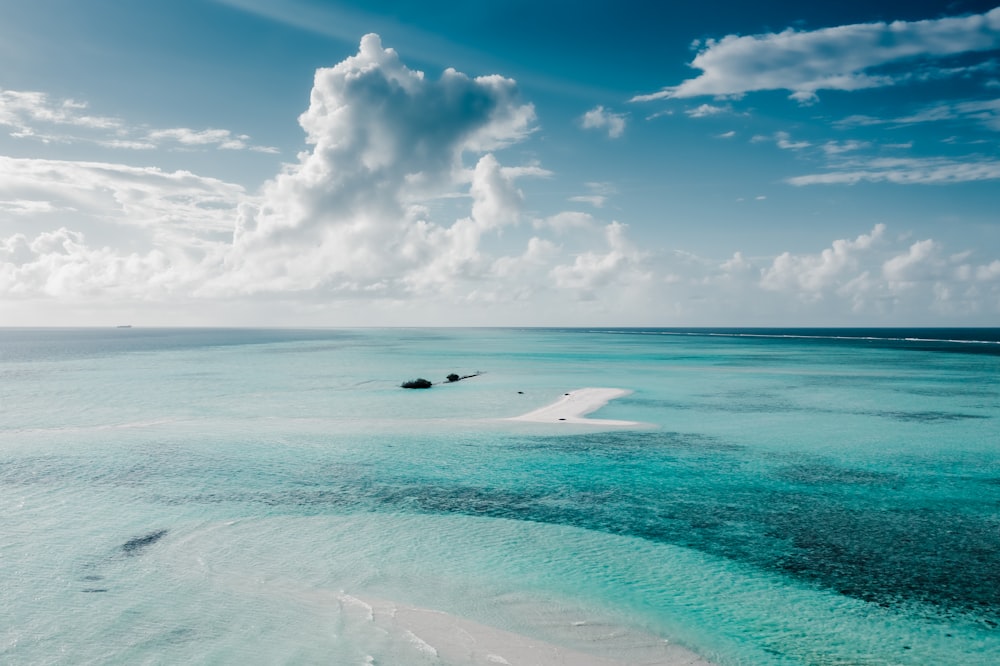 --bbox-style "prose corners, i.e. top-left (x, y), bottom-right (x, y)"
top-left (581, 105), bottom-right (627, 138)
top-left (0, 227), bottom-right (200, 300)
top-left (761, 224), bottom-right (885, 296)
top-left (0, 156), bottom-right (244, 300)
top-left (216, 33), bottom-right (540, 297)
top-left (550, 221), bottom-right (649, 300)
